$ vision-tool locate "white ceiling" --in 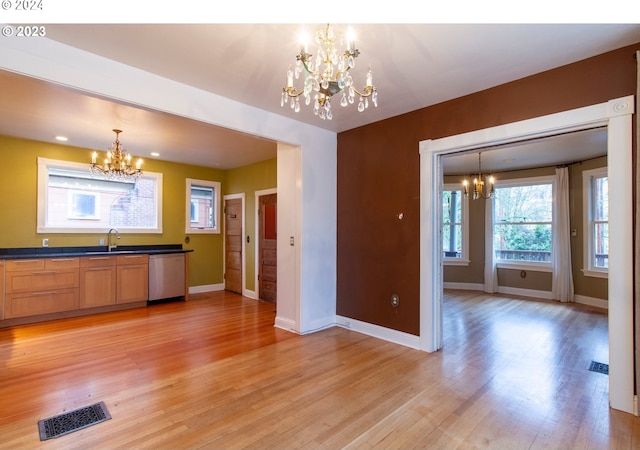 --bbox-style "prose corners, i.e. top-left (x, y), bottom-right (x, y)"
top-left (1, 23), bottom-right (638, 171)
